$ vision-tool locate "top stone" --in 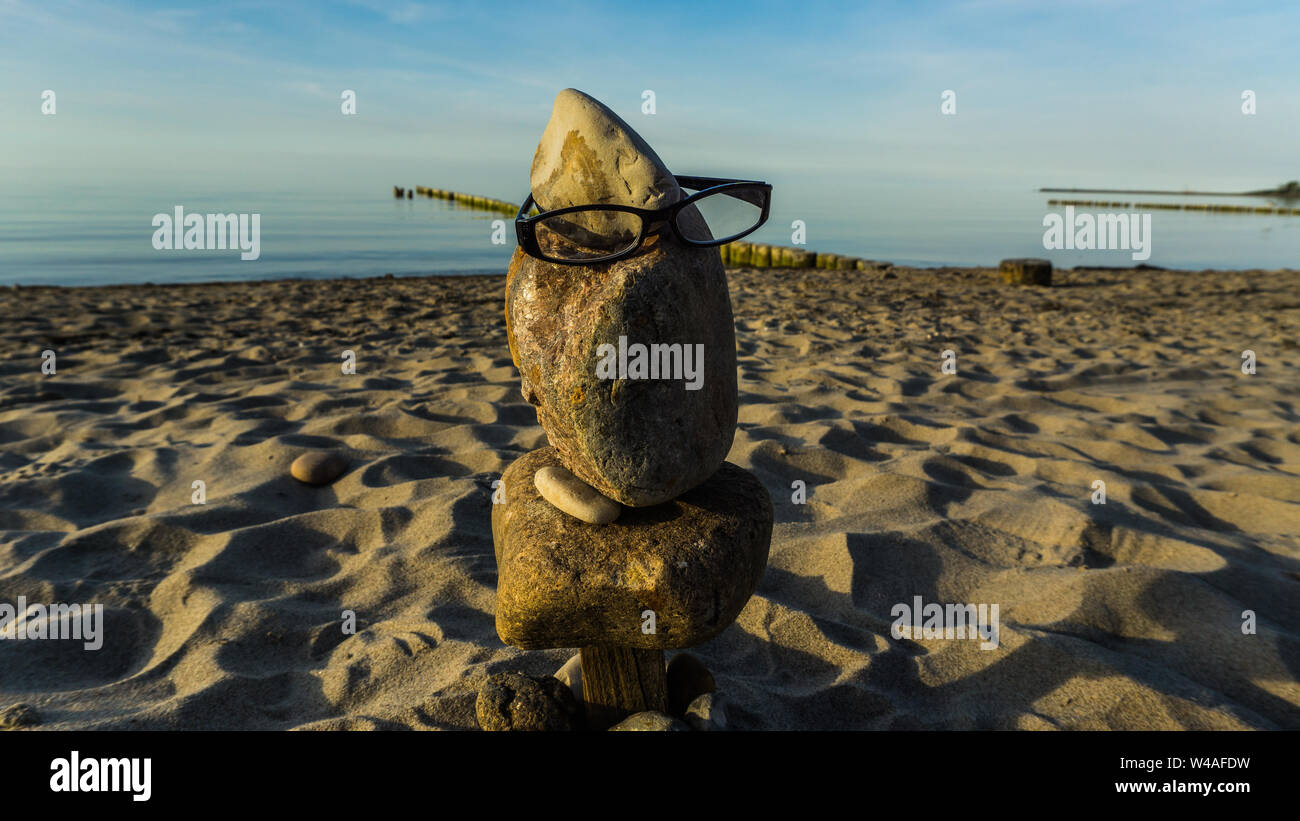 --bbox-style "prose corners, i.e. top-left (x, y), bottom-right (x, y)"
top-left (530, 89), bottom-right (681, 212)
